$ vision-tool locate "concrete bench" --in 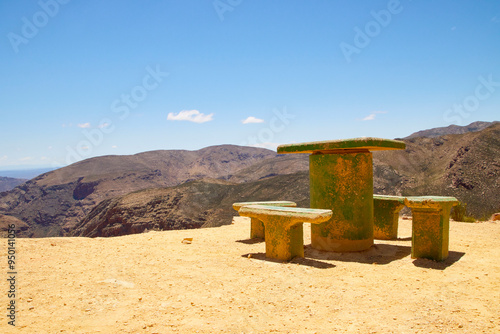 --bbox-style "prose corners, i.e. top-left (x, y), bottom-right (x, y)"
top-left (404, 196), bottom-right (458, 261)
top-left (237, 205), bottom-right (332, 261)
top-left (232, 201), bottom-right (297, 239)
top-left (373, 195), bottom-right (406, 240)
